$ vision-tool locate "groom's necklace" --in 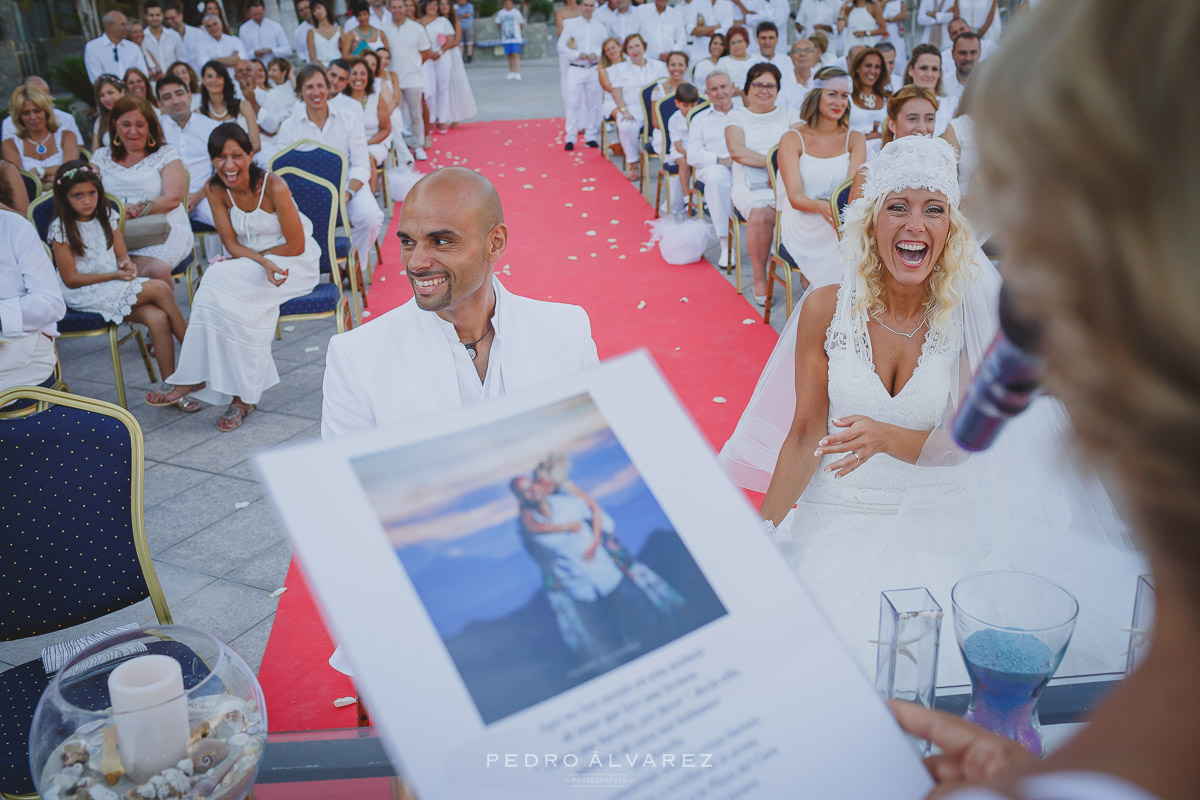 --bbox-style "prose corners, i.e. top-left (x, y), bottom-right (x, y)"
top-left (872, 312), bottom-right (927, 338)
top-left (461, 322), bottom-right (494, 360)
